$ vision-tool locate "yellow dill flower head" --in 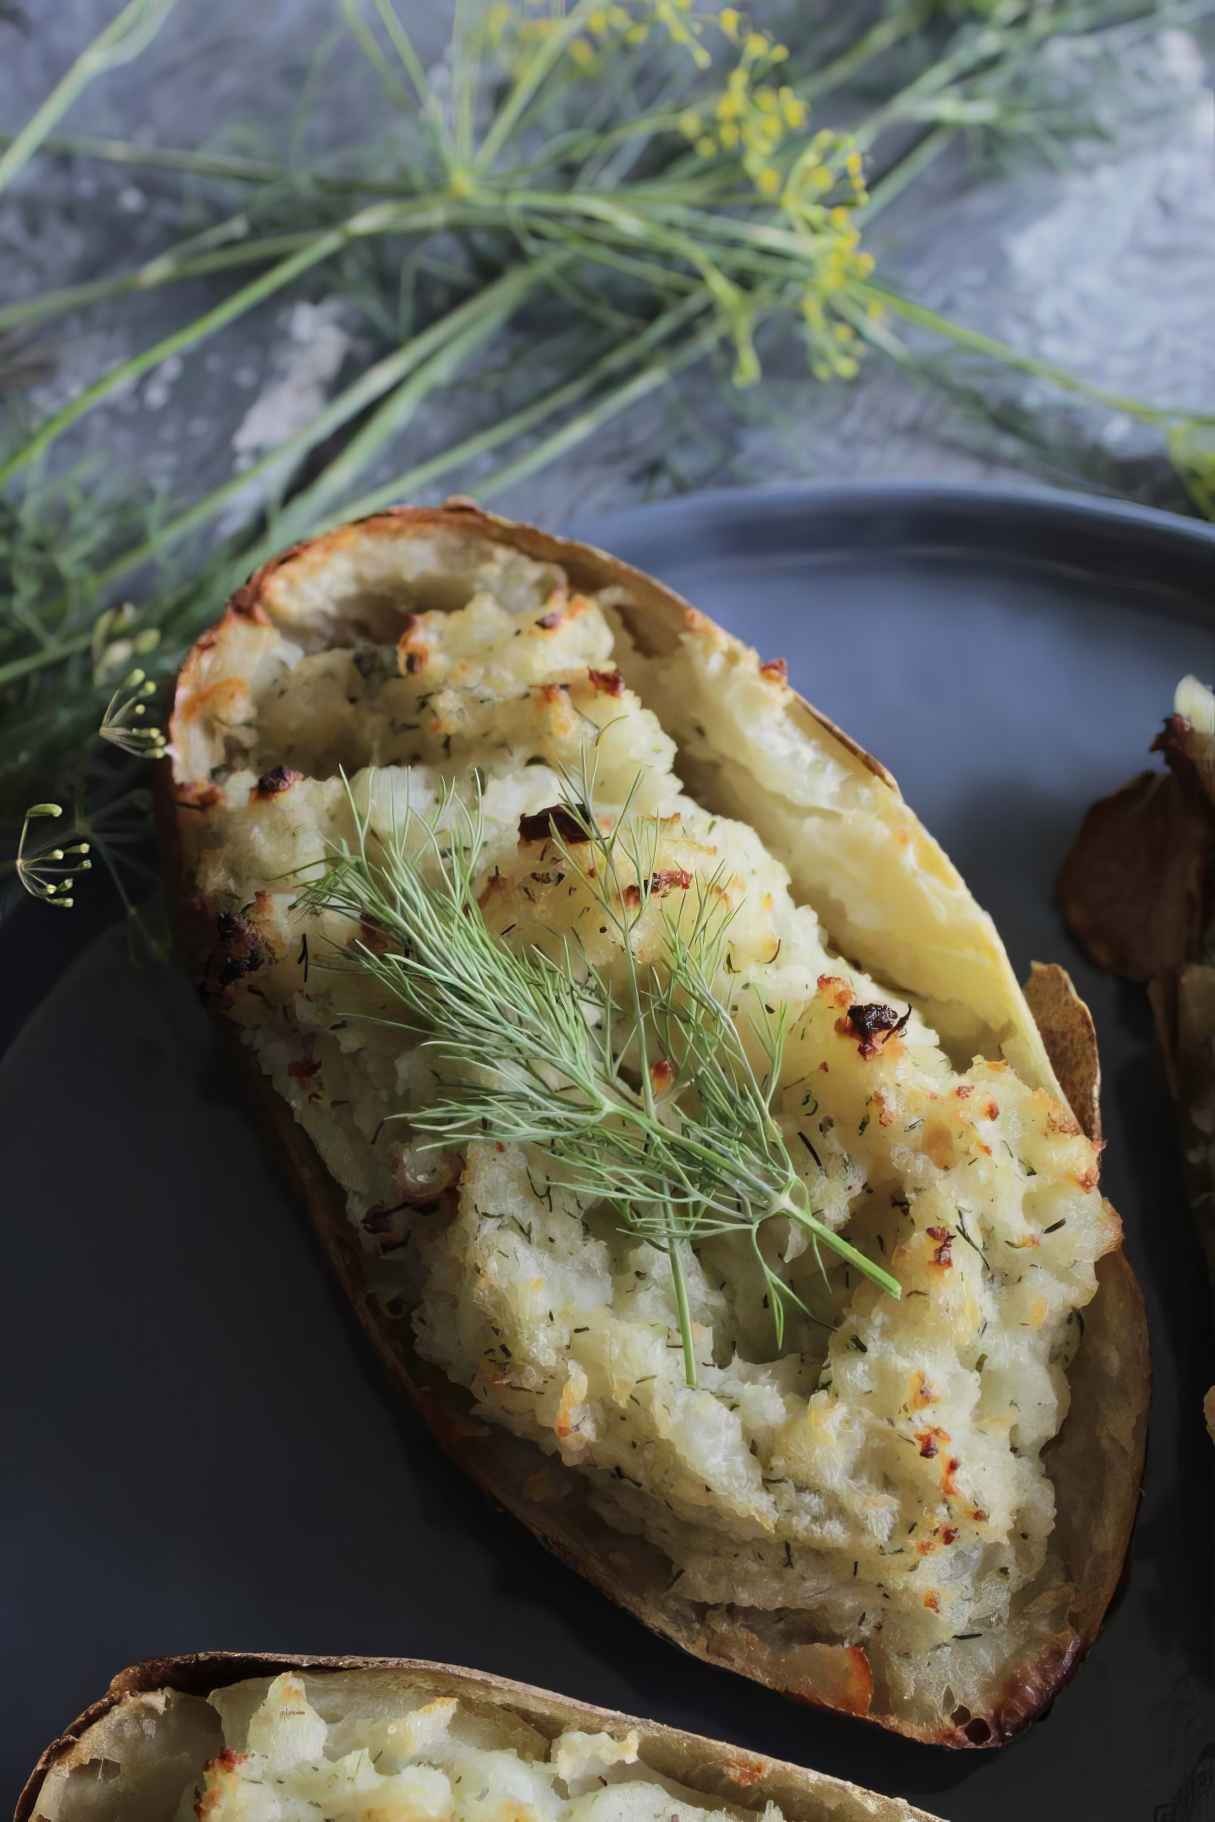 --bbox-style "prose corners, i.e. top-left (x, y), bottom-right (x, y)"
top-left (780, 88), bottom-right (806, 128)
top-left (678, 109), bottom-right (703, 139)
top-left (719, 5), bottom-right (741, 38)
top-left (756, 164), bottom-right (780, 195)
top-left (569, 36), bottom-right (593, 66)
top-left (801, 290), bottom-right (825, 328)
top-left (651, 0), bottom-right (711, 61)
top-left (696, 134), bottom-right (718, 158)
